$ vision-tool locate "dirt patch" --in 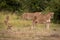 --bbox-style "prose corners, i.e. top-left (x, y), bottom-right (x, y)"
top-left (0, 27), bottom-right (60, 40)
